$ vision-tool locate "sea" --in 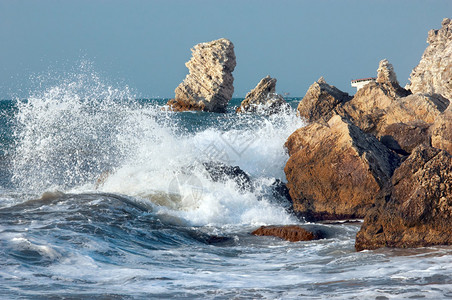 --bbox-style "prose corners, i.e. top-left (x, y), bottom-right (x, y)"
top-left (0, 65), bottom-right (451, 299)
